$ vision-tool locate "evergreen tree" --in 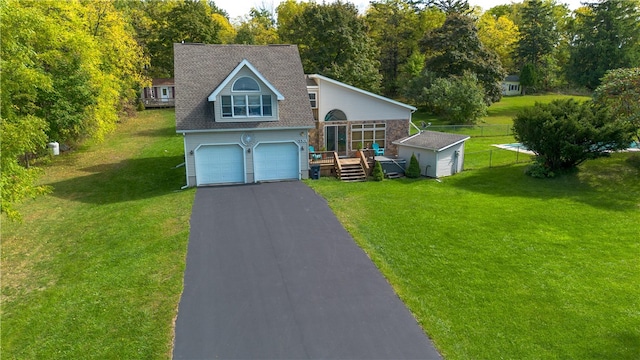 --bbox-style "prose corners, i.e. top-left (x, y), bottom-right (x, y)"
top-left (567, 0), bottom-right (640, 89)
top-left (372, 161), bottom-right (385, 181)
top-left (406, 153), bottom-right (422, 178)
